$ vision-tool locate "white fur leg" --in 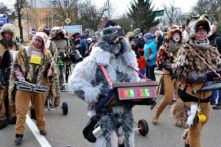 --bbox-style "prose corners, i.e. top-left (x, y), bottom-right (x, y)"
top-left (118, 126), bottom-right (124, 145)
top-left (110, 131), bottom-right (118, 147)
top-left (95, 136), bottom-right (107, 147)
top-left (128, 132), bottom-right (135, 147)
top-left (118, 135), bottom-right (124, 145)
